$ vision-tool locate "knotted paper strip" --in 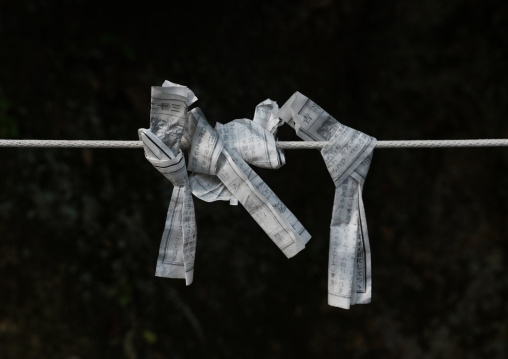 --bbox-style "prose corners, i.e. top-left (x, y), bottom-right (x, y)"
top-left (141, 81), bottom-right (311, 285)
top-left (139, 81), bottom-right (198, 285)
top-left (278, 92), bottom-right (376, 308)
top-left (186, 108), bottom-right (311, 257)
top-left (189, 100), bottom-right (284, 199)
